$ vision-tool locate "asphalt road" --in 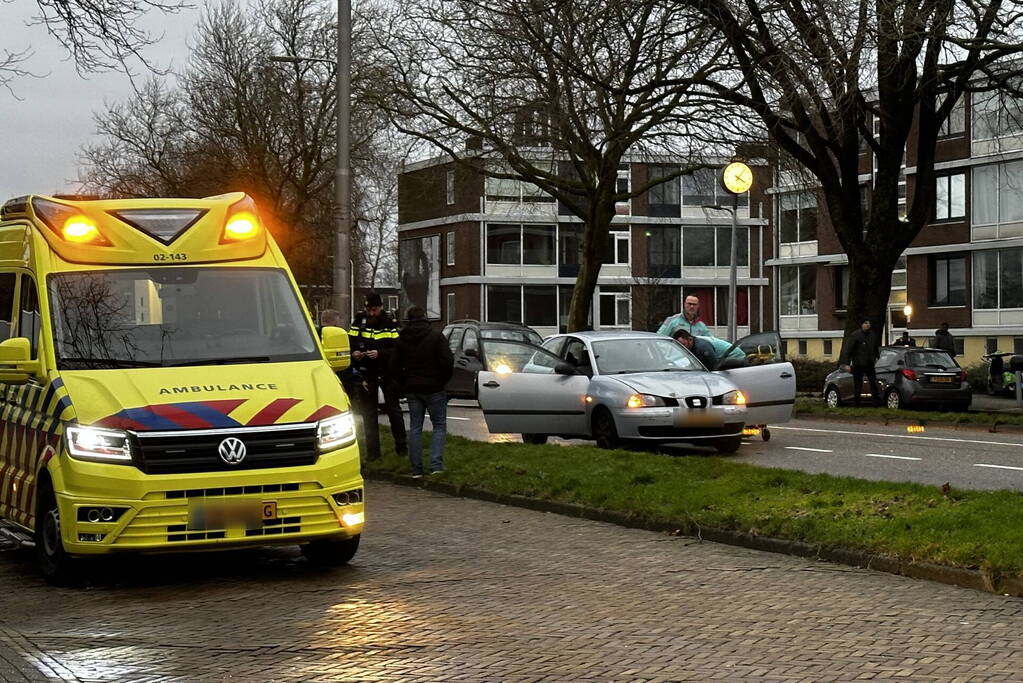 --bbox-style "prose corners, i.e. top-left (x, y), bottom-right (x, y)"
top-left (398, 401), bottom-right (1023, 492)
